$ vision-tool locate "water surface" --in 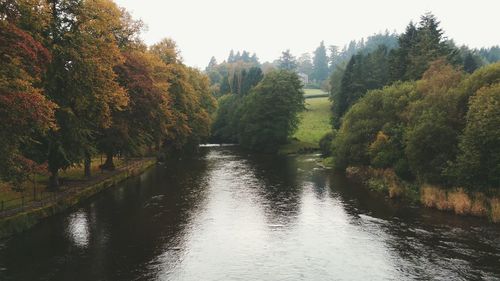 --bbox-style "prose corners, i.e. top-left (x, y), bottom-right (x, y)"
top-left (1, 147), bottom-right (499, 280)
